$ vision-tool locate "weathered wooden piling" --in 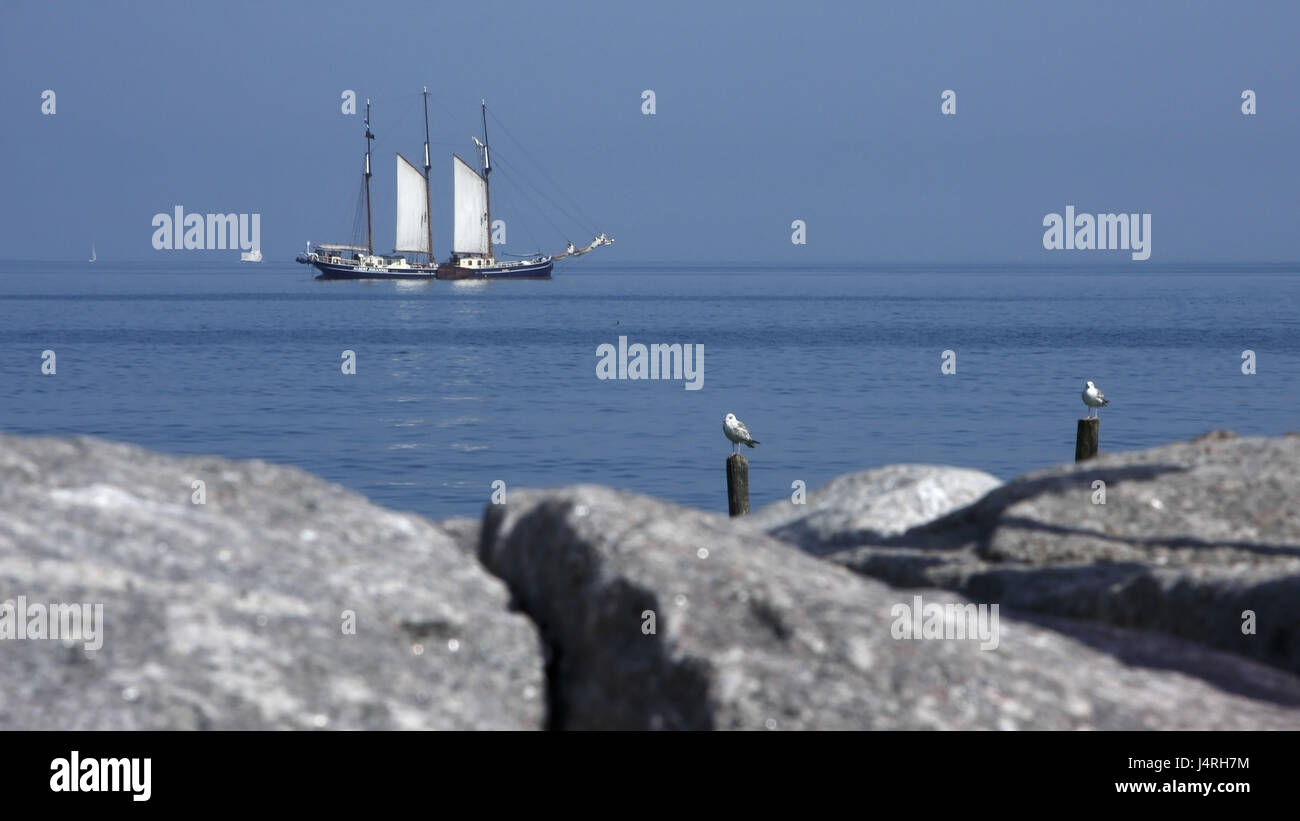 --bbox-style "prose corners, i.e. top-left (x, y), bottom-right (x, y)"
top-left (726, 453), bottom-right (750, 517)
top-left (1075, 417), bottom-right (1100, 462)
